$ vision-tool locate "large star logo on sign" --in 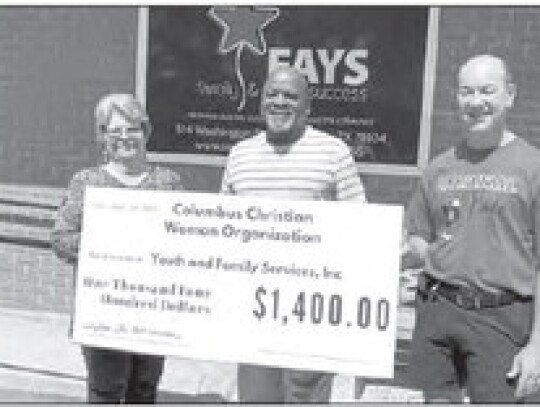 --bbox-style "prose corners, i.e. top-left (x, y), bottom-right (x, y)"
top-left (208, 6), bottom-right (280, 111)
